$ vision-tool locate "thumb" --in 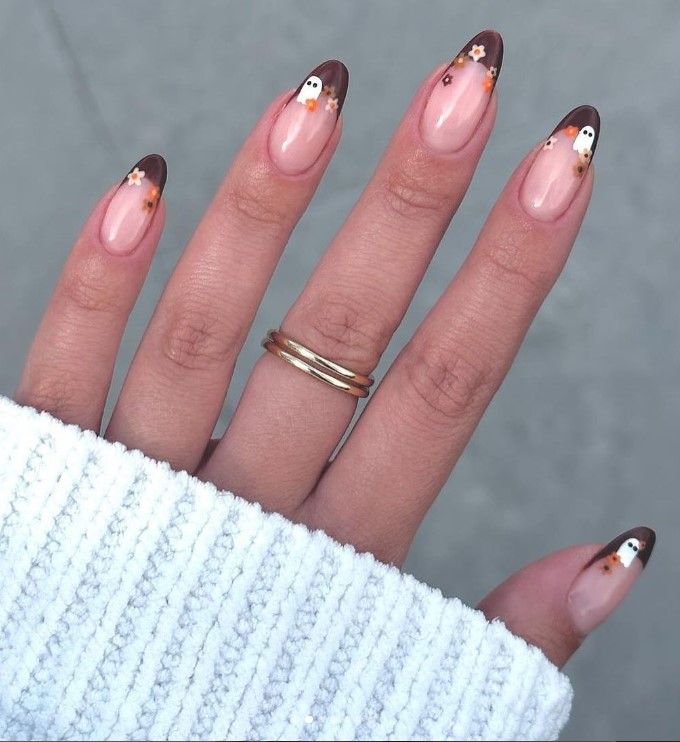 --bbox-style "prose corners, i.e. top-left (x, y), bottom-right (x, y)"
top-left (476, 526), bottom-right (656, 668)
